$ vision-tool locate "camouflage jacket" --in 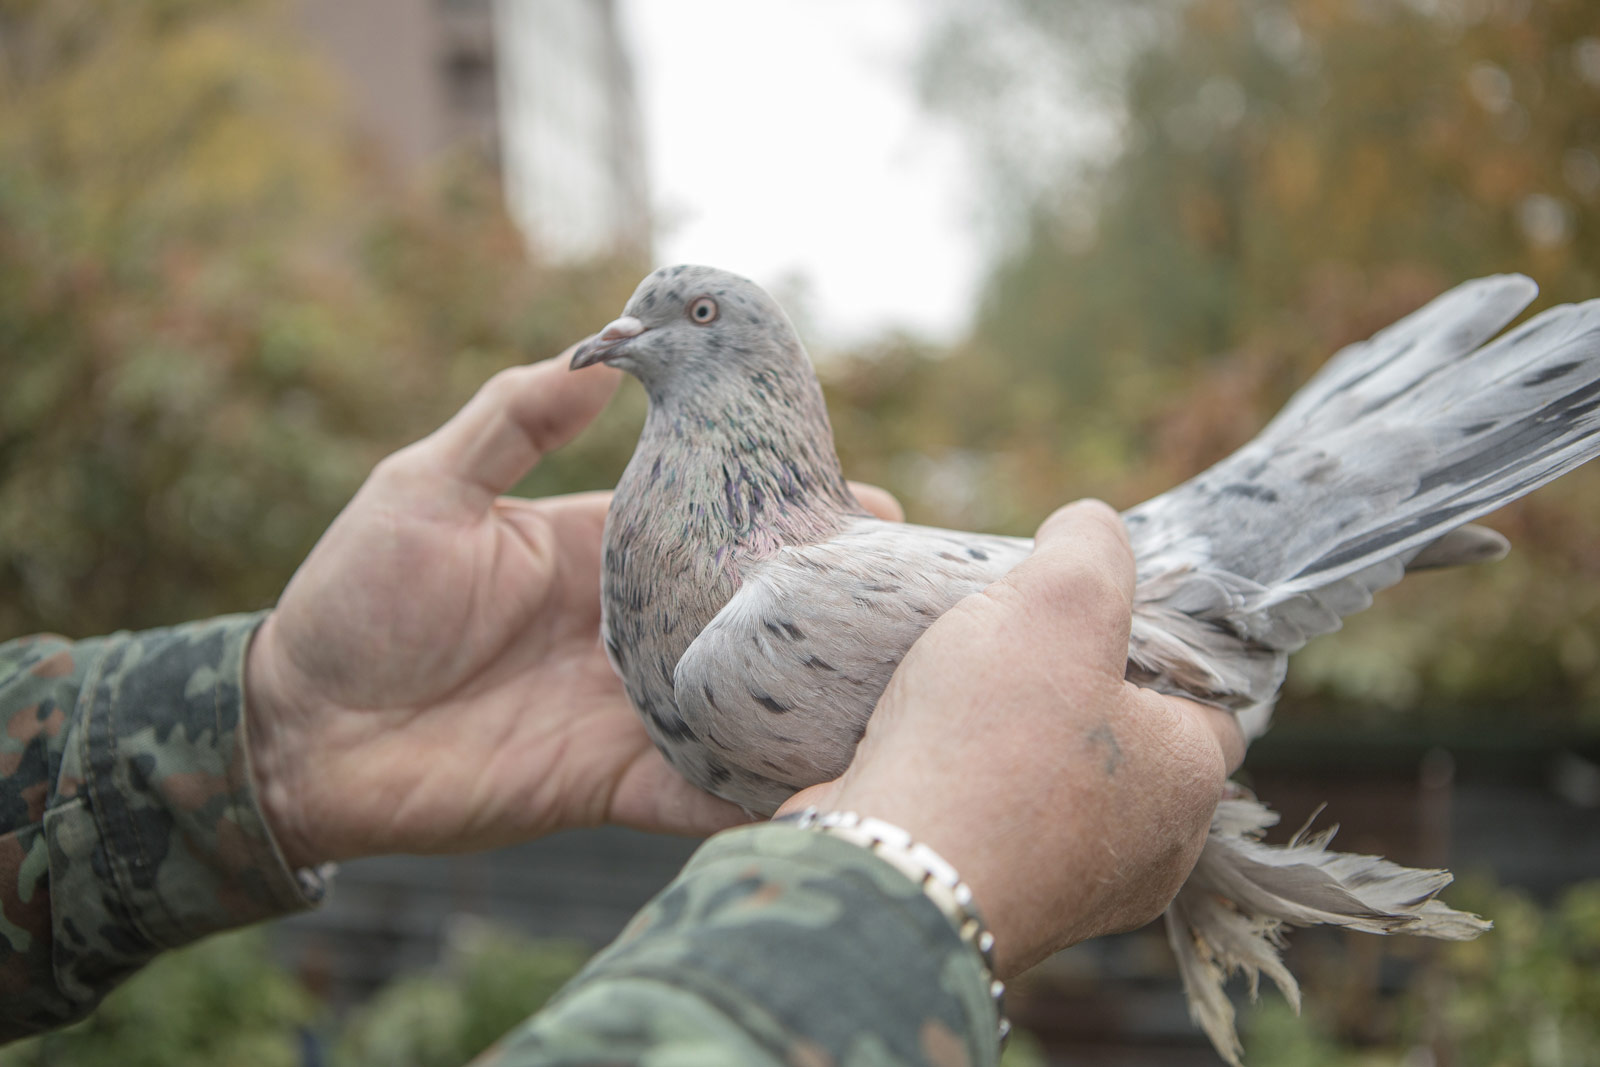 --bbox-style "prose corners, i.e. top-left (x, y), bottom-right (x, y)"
top-left (1, 617), bottom-right (1000, 1066)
